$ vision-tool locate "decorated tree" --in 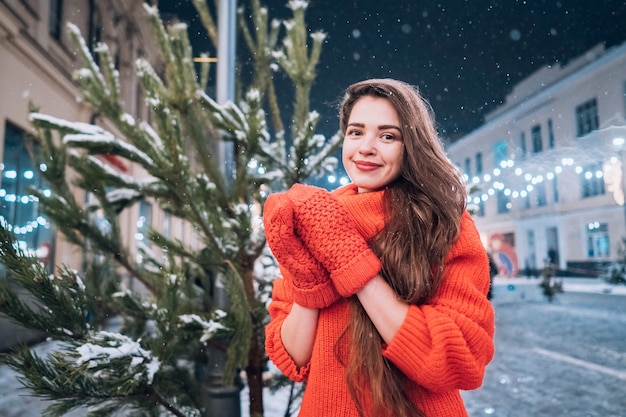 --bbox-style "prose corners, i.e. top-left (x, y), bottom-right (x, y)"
top-left (0, 1), bottom-right (339, 416)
